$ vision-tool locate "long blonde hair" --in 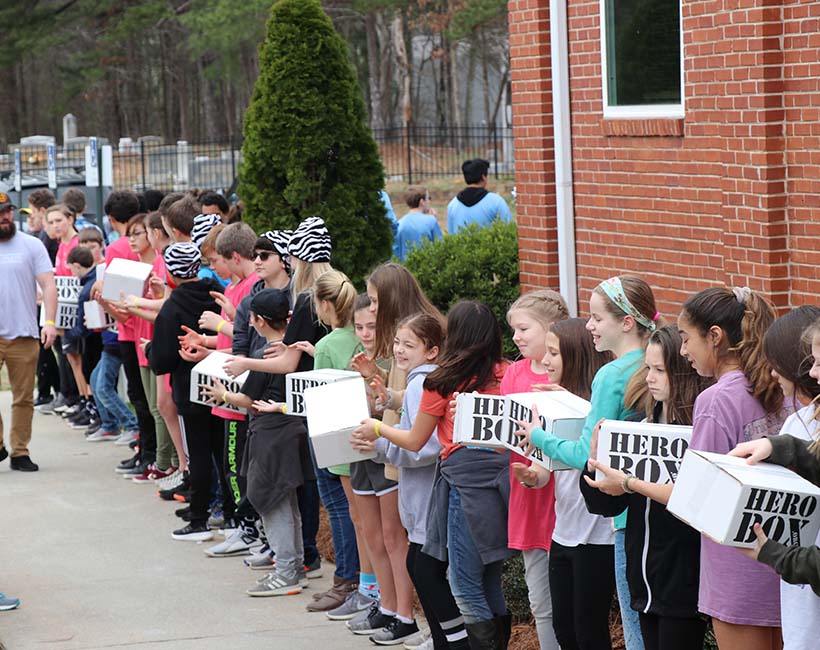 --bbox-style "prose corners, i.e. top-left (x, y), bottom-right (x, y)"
top-left (291, 257), bottom-right (333, 302)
